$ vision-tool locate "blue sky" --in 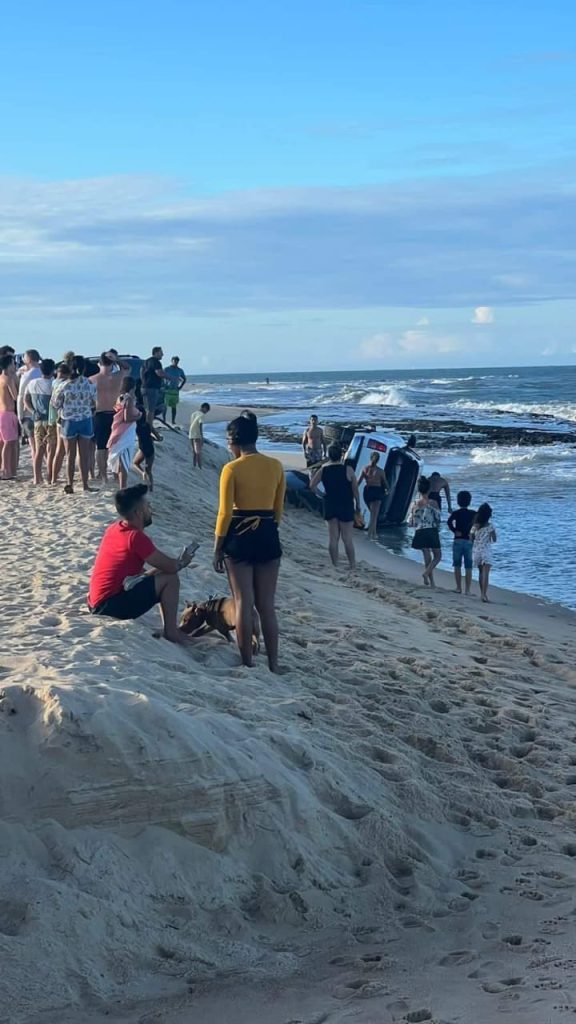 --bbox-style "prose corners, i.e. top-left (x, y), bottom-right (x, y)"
top-left (1, 0), bottom-right (575, 370)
